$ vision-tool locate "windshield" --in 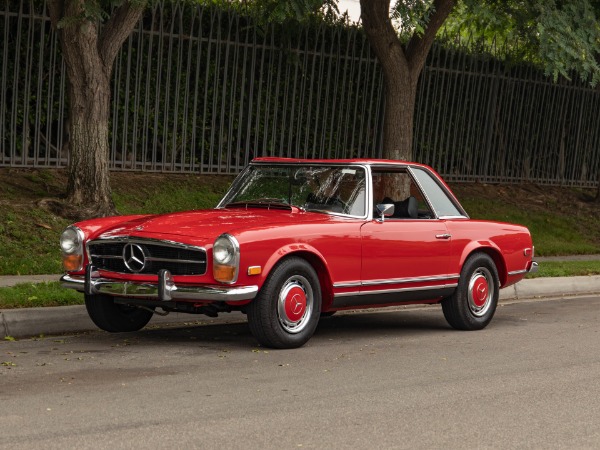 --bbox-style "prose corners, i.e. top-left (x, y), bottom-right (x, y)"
top-left (219, 164), bottom-right (367, 216)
